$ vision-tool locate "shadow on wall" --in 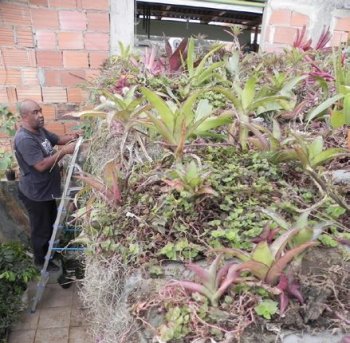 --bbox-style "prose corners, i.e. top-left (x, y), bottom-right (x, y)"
top-left (0, 181), bottom-right (30, 244)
